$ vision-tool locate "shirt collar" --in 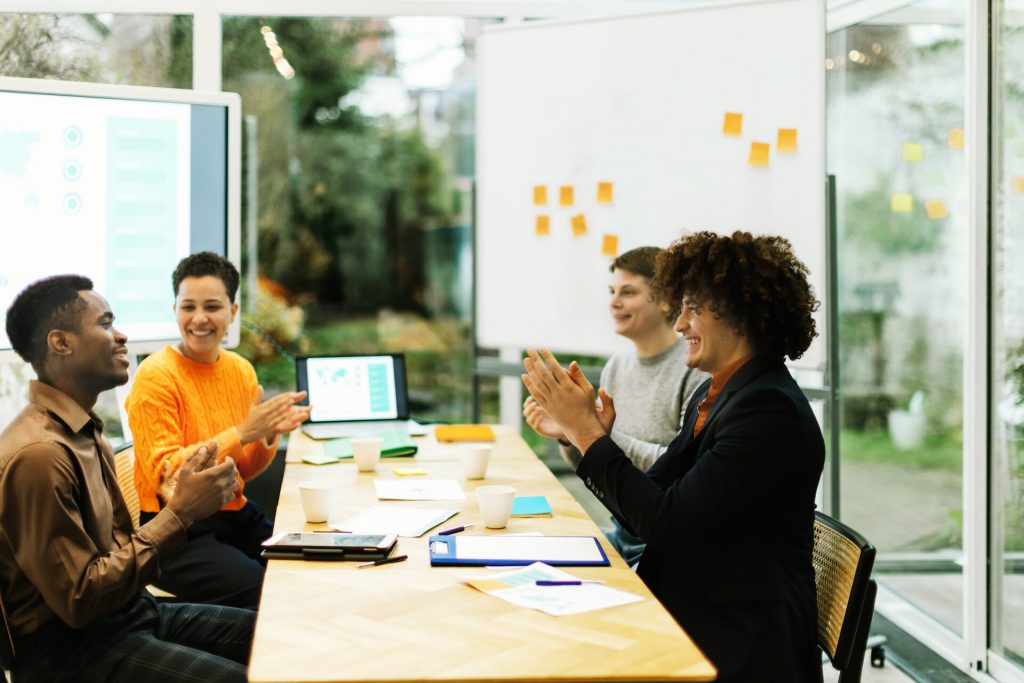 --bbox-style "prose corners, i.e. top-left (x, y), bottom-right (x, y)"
top-left (708, 353), bottom-right (754, 395)
top-left (28, 380), bottom-right (103, 434)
